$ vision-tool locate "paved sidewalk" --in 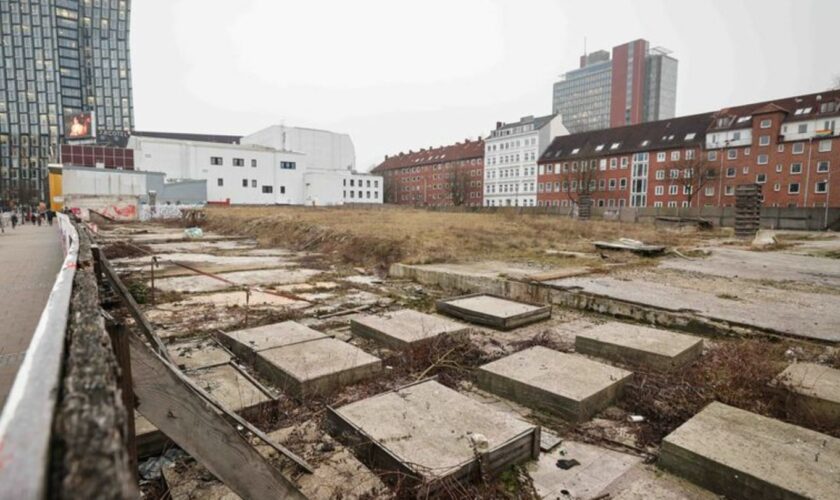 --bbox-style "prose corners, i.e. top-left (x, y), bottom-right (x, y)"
top-left (0, 223), bottom-right (64, 409)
